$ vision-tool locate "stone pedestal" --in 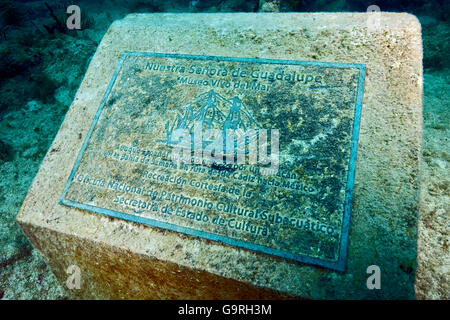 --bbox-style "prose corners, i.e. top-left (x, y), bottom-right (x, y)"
top-left (17, 13), bottom-right (423, 299)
